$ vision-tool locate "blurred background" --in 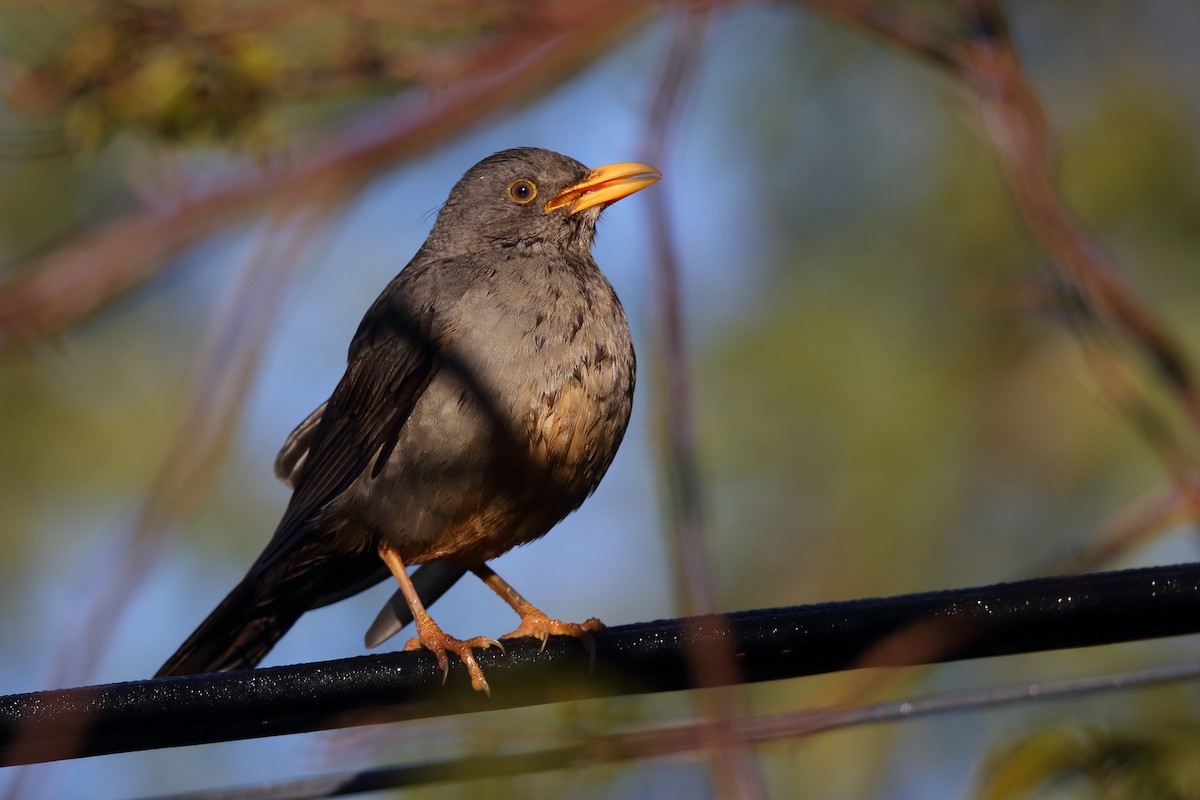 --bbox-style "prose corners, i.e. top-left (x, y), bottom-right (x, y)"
top-left (2, 1), bottom-right (1200, 798)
